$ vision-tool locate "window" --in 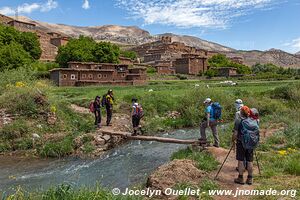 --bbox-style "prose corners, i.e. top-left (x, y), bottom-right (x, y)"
top-left (88, 74), bottom-right (93, 79)
top-left (63, 74), bottom-right (67, 79)
top-left (98, 74), bottom-right (102, 79)
top-left (121, 73), bottom-right (126, 77)
top-left (103, 74), bottom-right (107, 78)
top-left (71, 74), bottom-right (76, 80)
top-left (82, 74), bottom-right (86, 78)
